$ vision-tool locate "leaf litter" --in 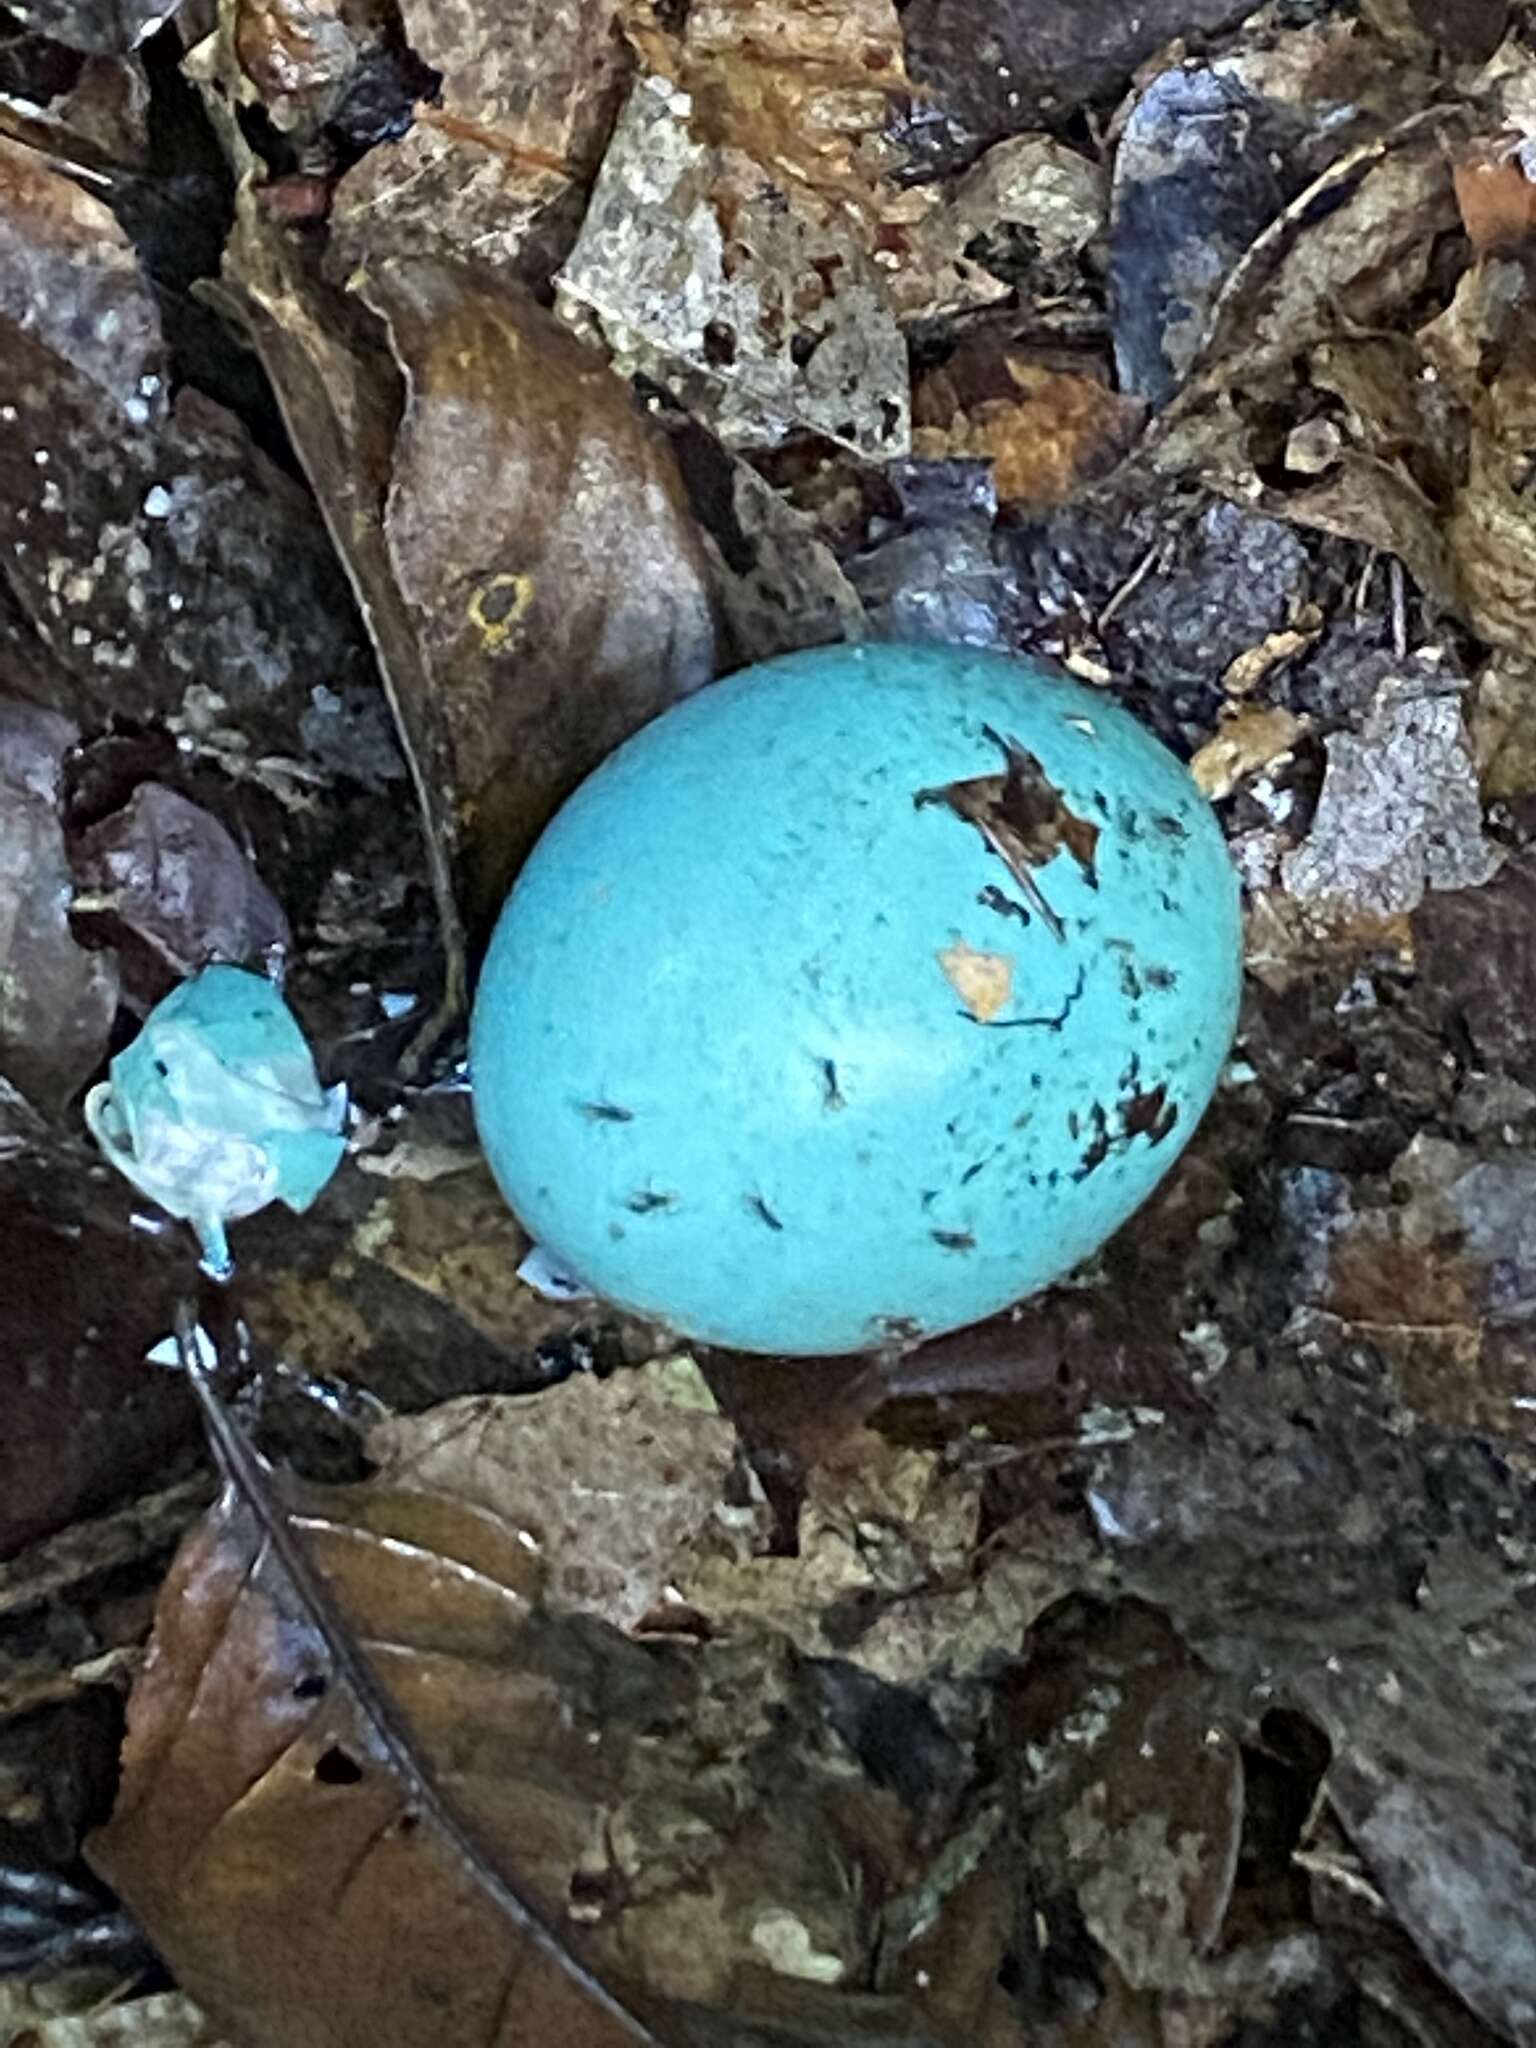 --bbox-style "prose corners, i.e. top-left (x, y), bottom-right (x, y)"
top-left (6, 0), bottom-right (1536, 2045)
